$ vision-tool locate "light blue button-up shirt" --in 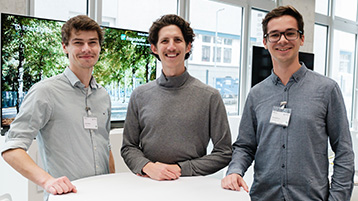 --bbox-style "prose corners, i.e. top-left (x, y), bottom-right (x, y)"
top-left (1, 67), bottom-right (111, 199)
top-left (227, 64), bottom-right (354, 201)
